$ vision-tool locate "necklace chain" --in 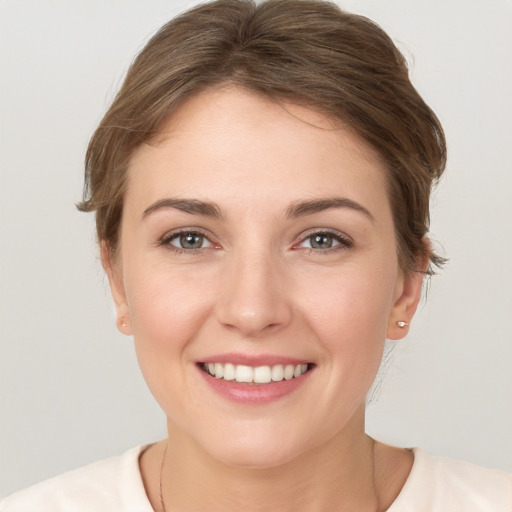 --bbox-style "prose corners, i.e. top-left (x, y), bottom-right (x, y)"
top-left (159, 436), bottom-right (380, 512)
top-left (159, 441), bottom-right (168, 512)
